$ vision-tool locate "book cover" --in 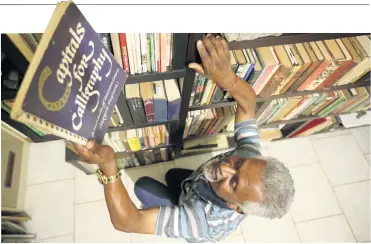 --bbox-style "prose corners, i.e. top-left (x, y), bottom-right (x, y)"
top-left (10, 1), bottom-right (127, 144)
top-left (164, 79), bottom-right (181, 120)
top-left (152, 80), bottom-right (168, 122)
top-left (126, 129), bottom-right (141, 151)
top-left (118, 33), bottom-right (130, 73)
top-left (140, 82), bottom-right (155, 122)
